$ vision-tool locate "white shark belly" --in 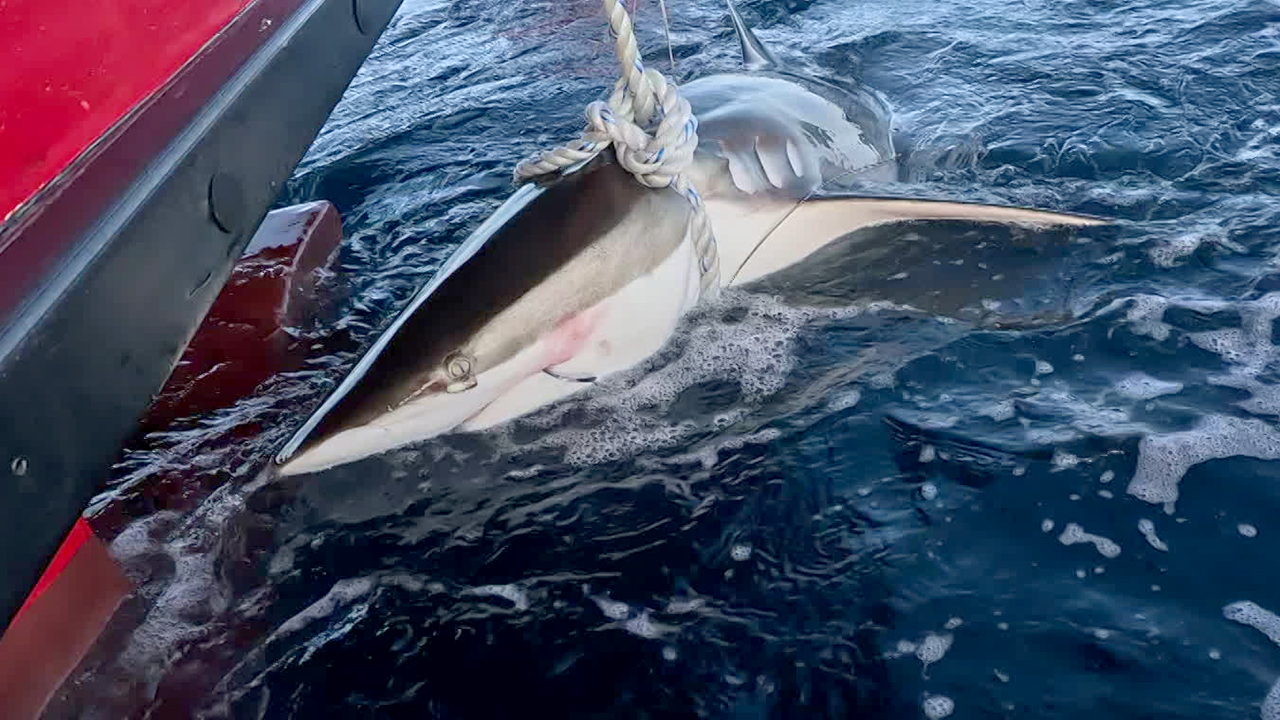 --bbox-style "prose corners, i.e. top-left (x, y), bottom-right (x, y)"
top-left (463, 234), bottom-right (703, 431)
